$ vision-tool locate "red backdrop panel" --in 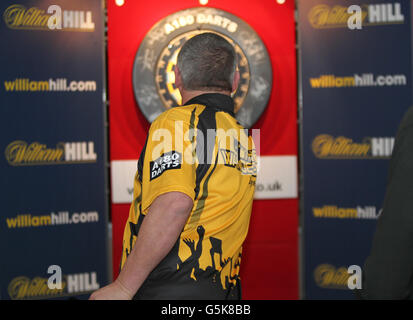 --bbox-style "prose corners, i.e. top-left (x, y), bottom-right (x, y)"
top-left (107, 0), bottom-right (298, 299)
